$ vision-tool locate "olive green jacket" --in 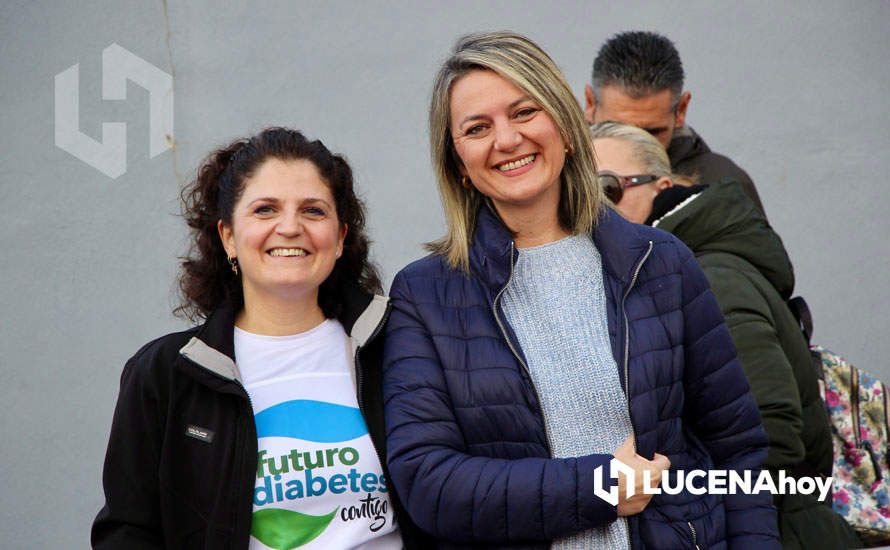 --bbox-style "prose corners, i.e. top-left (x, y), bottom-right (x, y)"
top-left (654, 180), bottom-right (830, 473)
top-left (653, 180), bottom-right (859, 548)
